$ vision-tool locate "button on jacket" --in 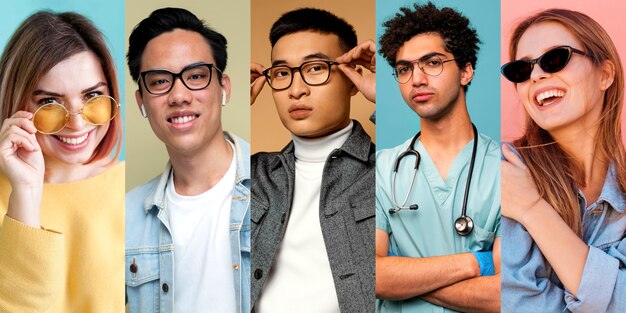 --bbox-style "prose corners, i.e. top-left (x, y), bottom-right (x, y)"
top-left (251, 120), bottom-right (375, 312)
top-left (125, 133), bottom-right (250, 313)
